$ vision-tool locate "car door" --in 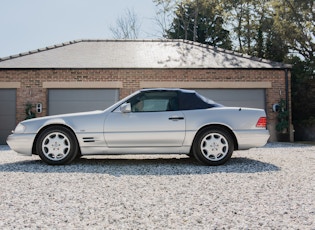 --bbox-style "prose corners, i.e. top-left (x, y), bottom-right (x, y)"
top-left (104, 90), bottom-right (185, 147)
